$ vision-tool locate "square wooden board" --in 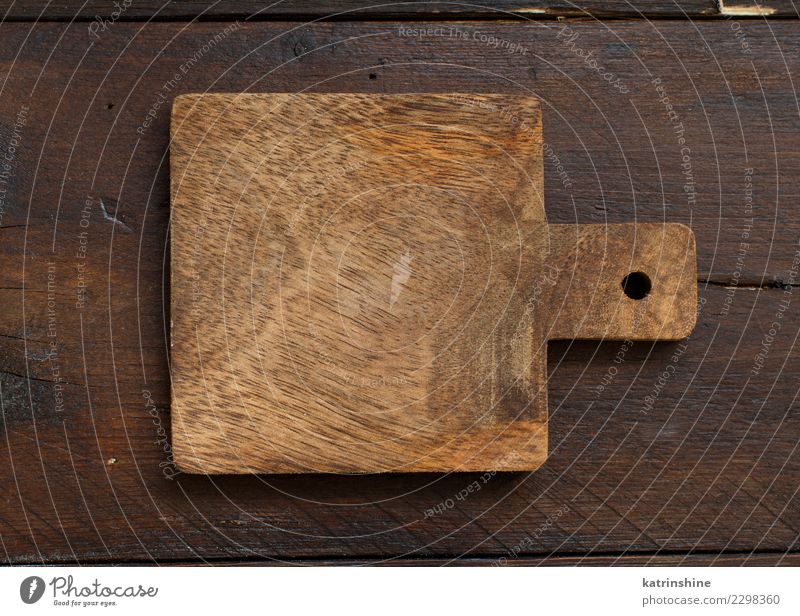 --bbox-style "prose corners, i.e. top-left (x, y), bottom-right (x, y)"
top-left (169, 93), bottom-right (696, 474)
